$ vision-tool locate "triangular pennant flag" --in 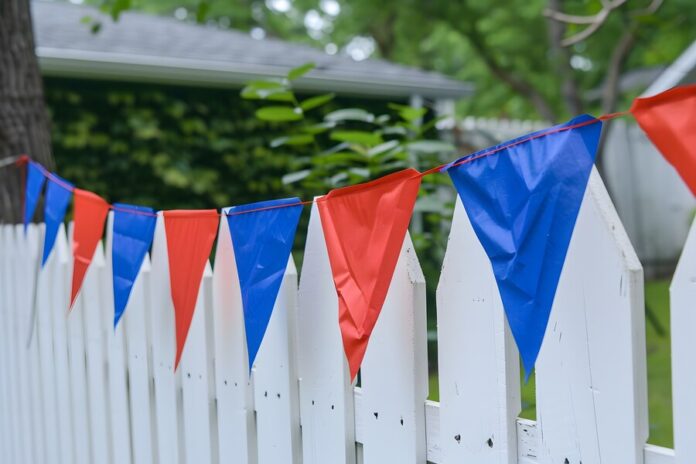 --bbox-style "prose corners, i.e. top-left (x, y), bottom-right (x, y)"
top-left (630, 84), bottom-right (696, 195)
top-left (164, 210), bottom-right (220, 369)
top-left (70, 189), bottom-right (110, 309)
top-left (24, 161), bottom-right (46, 233)
top-left (444, 114), bottom-right (601, 378)
top-left (112, 203), bottom-right (157, 328)
top-left (226, 198), bottom-right (303, 371)
top-left (42, 174), bottom-right (74, 267)
top-left (318, 169), bottom-right (422, 380)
